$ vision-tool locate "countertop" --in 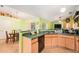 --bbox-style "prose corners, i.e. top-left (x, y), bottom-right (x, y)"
top-left (21, 31), bottom-right (79, 39)
top-left (22, 32), bottom-right (47, 39)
